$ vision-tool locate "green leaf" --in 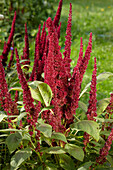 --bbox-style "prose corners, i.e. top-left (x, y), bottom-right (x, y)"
top-left (70, 120), bottom-right (99, 141)
top-left (94, 117), bottom-right (113, 123)
top-left (21, 64), bottom-right (32, 69)
top-left (20, 59), bottom-right (30, 63)
top-left (44, 146), bottom-right (66, 154)
top-left (80, 72), bottom-right (113, 98)
top-left (0, 129), bottom-right (23, 132)
top-left (65, 144), bottom-right (84, 161)
top-left (39, 105), bottom-right (54, 116)
top-left (107, 155), bottom-right (113, 167)
top-left (79, 82), bottom-right (91, 98)
top-left (97, 98), bottom-right (110, 115)
top-left (51, 132), bottom-right (67, 143)
top-left (10, 147), bottom-right (32, 170)
top-left (28, 81), bottom-right (52, 106)
top-left (0, 134), bottom-right (8, 137)
top-left (78, 101), bottom-right (87, 112)
top-left (17, 101), bottom-right (23, 105)
top-left (0, 111), bottom-right (7, 122)
top-left (45, 162), bottom-right (58, 170)
top-left (59, 154), bottom-right (75, 170)
top-left (37, 166), bottom-right (44, 170)
top-left (6, 132), bottom-right (22, 154)
top-left (17, 112), bottom-right (27, 121)
top-left (97, 72), bottom-right (113, 82)
top-left (36, 123), bottom-right (52, 138)
top-left (100, 130), bottom-right (110, 136)
top-left (11, 112), bottom-right (27, 123)
top-left (8, 87), bottom-right (23, 92)
top-left (38, 118), bottom-right (45, 124)
top-left (77, 161), bottom-right (93, 170)
top-left (22, 133), bottom-right (31, 141)
top-left (7, 70), bottom-right (17, 78)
